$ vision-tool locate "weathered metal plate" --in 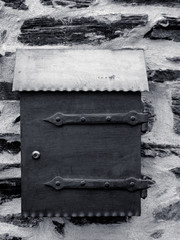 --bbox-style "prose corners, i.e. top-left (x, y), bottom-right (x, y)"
top-left (13, 49), bottom-right (148, 92)
top-left (21, 91), bottom-right (143, 217)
